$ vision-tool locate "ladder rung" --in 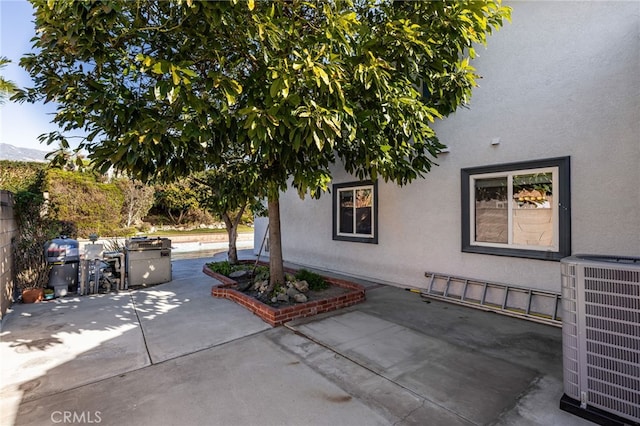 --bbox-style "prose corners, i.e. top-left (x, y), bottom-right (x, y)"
top-left (481, 282), bottom-right (488, 305)
top-left (461, 279), bottom-right (469, 301)
top-left (552, 294), bottom-right (560, 321)
top-left (502, 286), bottom-right (509, 309)
top-left (428, 273), bottom-right (435, 293)
top-left (444, 276), bottom-right (451, 297)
